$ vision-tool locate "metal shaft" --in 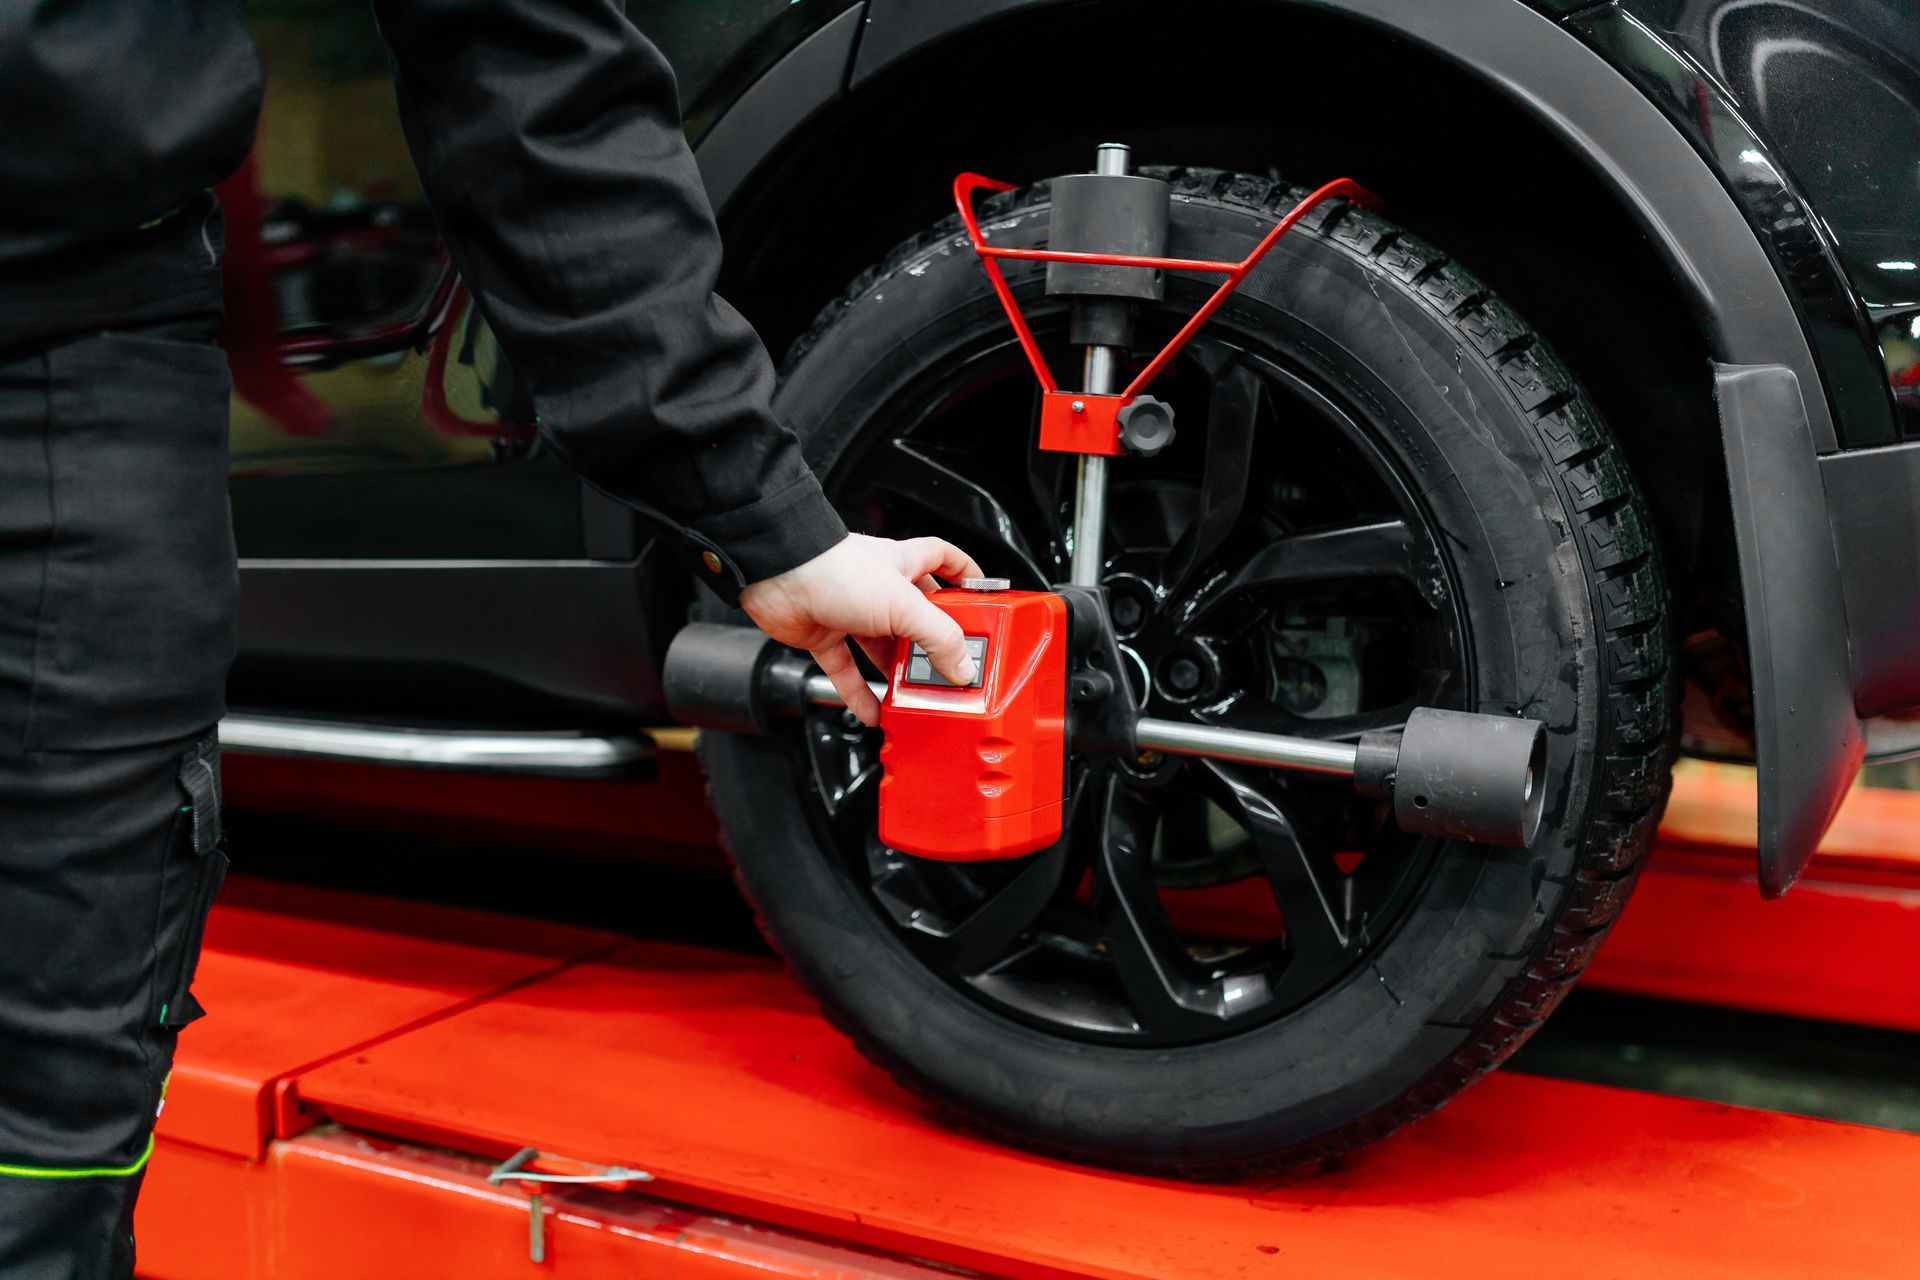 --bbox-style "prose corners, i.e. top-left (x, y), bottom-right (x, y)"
top-left (1067, 142), bottom-right (1131, 588)
top-left (806, 672), bottom-right (883, 707)
top-left (1069, 346), bottom-right (1116, 586)
top-left (1068, 454), bottom-right (1108, 586)
top-left (800, 672), bottom-right (1357, 777)
top-left (1133, 718), bottom-right (1358, 776)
